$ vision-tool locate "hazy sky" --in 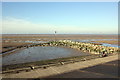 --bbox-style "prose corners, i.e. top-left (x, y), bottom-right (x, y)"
top-left (2, 2), bottom-right (118, 34)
